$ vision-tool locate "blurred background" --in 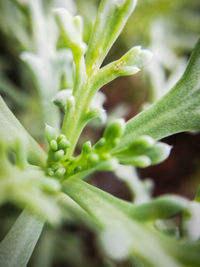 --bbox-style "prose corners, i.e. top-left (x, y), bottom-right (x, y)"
top-left (0, 0), bottom-right (200, 266)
